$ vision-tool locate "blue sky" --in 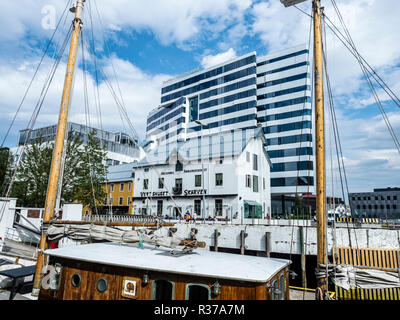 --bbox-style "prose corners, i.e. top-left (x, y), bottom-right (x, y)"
top-left (0, 0), bottom-right (399, 193)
